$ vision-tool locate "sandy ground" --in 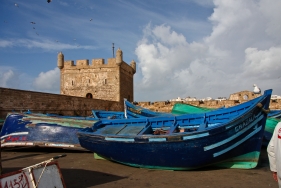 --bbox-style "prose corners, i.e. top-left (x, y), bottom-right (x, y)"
top-left (0, 146), bottom-right (278, 188)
